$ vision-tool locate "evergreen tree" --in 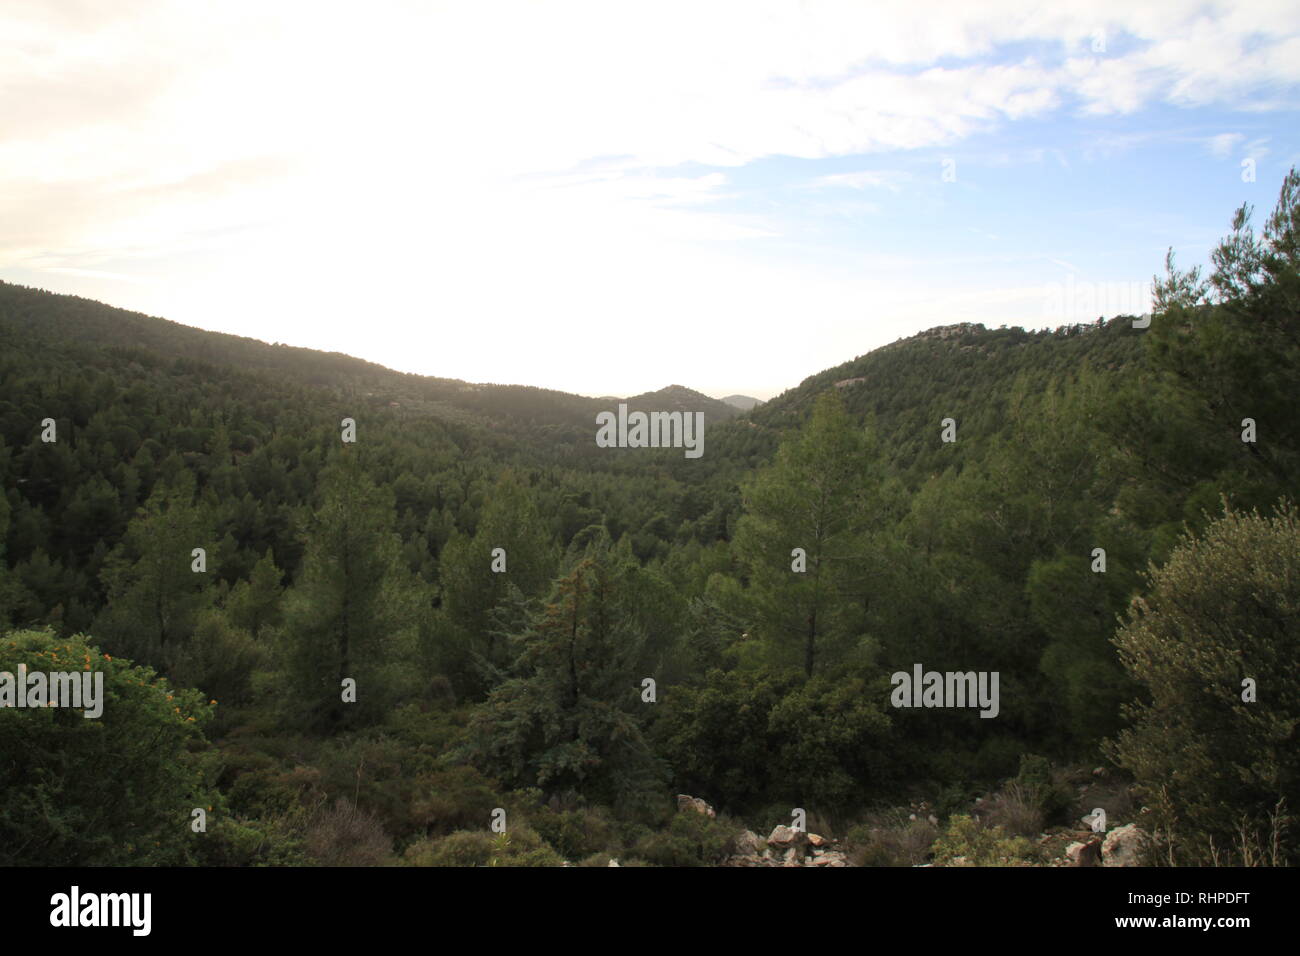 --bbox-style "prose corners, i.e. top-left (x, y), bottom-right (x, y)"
top-left (734, 390), bottom-right (877, 676)
top-left (466, 534), bottom-right (663, 805)
top-left (225, 547), bottom-right (284, 639)
top-left (95, 472), bottom-right (216, 670)
top-left (439, 470), bottom-right (558, 692)
top-left (281, 453), bottom-right (419, 729)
